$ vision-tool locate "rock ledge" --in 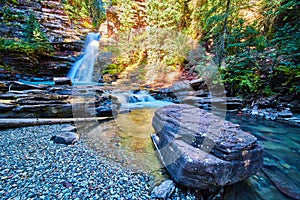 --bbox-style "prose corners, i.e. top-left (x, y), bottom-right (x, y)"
top-left (151, 104), bottom-right (263, 189)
